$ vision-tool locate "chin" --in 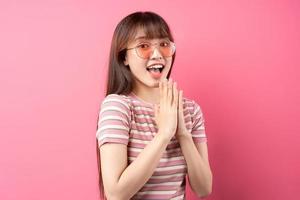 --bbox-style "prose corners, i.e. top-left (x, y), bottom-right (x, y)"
top-left (153, 82), bottom-right (160, 87)
top-left (148, 80), bottom-right (158, 87)
top-left (146, 79), bottom-right (160, 88)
